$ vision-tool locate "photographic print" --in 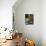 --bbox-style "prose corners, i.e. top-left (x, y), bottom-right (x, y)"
top-left (25, 14), bottom-right (34, 25)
